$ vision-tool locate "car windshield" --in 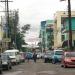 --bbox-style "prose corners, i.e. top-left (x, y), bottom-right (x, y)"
top-left (27, 52), bottom-right (33, 56)
top-left (55, 51), bottom-right (63, 55)
top-left (66, 52), bottom-right (75, 57)
top-left (1, 55), bottom-right (8, 60)
top-left (5, 52), bottom-right (15, 56)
